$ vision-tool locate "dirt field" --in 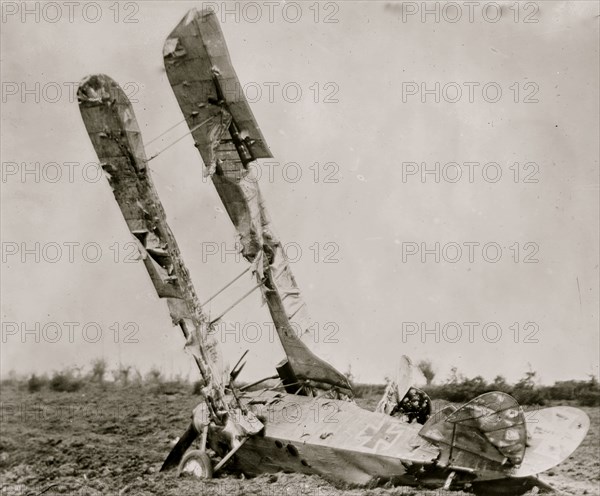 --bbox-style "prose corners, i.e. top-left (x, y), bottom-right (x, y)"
top-left (1, 383), bottom-right (598, 496)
